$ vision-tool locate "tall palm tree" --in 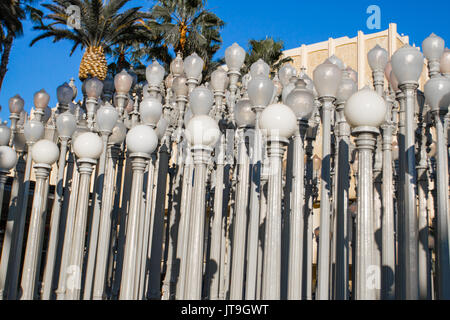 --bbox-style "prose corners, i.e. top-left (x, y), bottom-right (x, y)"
top-left (243, 37), bottom-right (292, 77)
top-left (147, 0), bottom-right (225, 76)
top-left (0, 0), bottom-right (42, 91)
top-left (30, 0), bottom-right (151, 81)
